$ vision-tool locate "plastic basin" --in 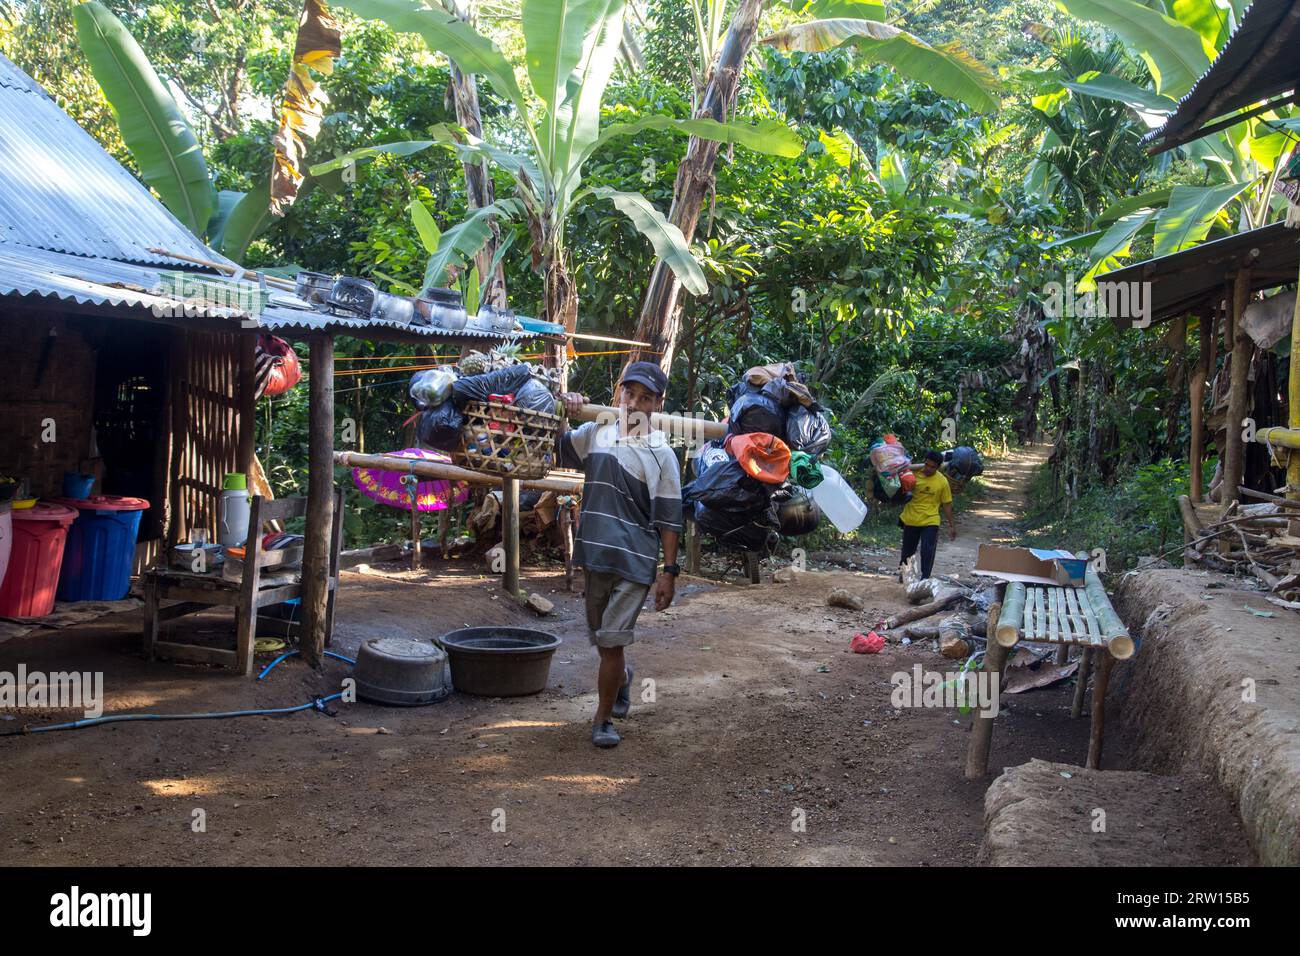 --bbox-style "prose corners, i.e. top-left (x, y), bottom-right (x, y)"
top-left (436, 627), bottom-right (562, 697)
top-left (49, 495), bottom-right (149, 602)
